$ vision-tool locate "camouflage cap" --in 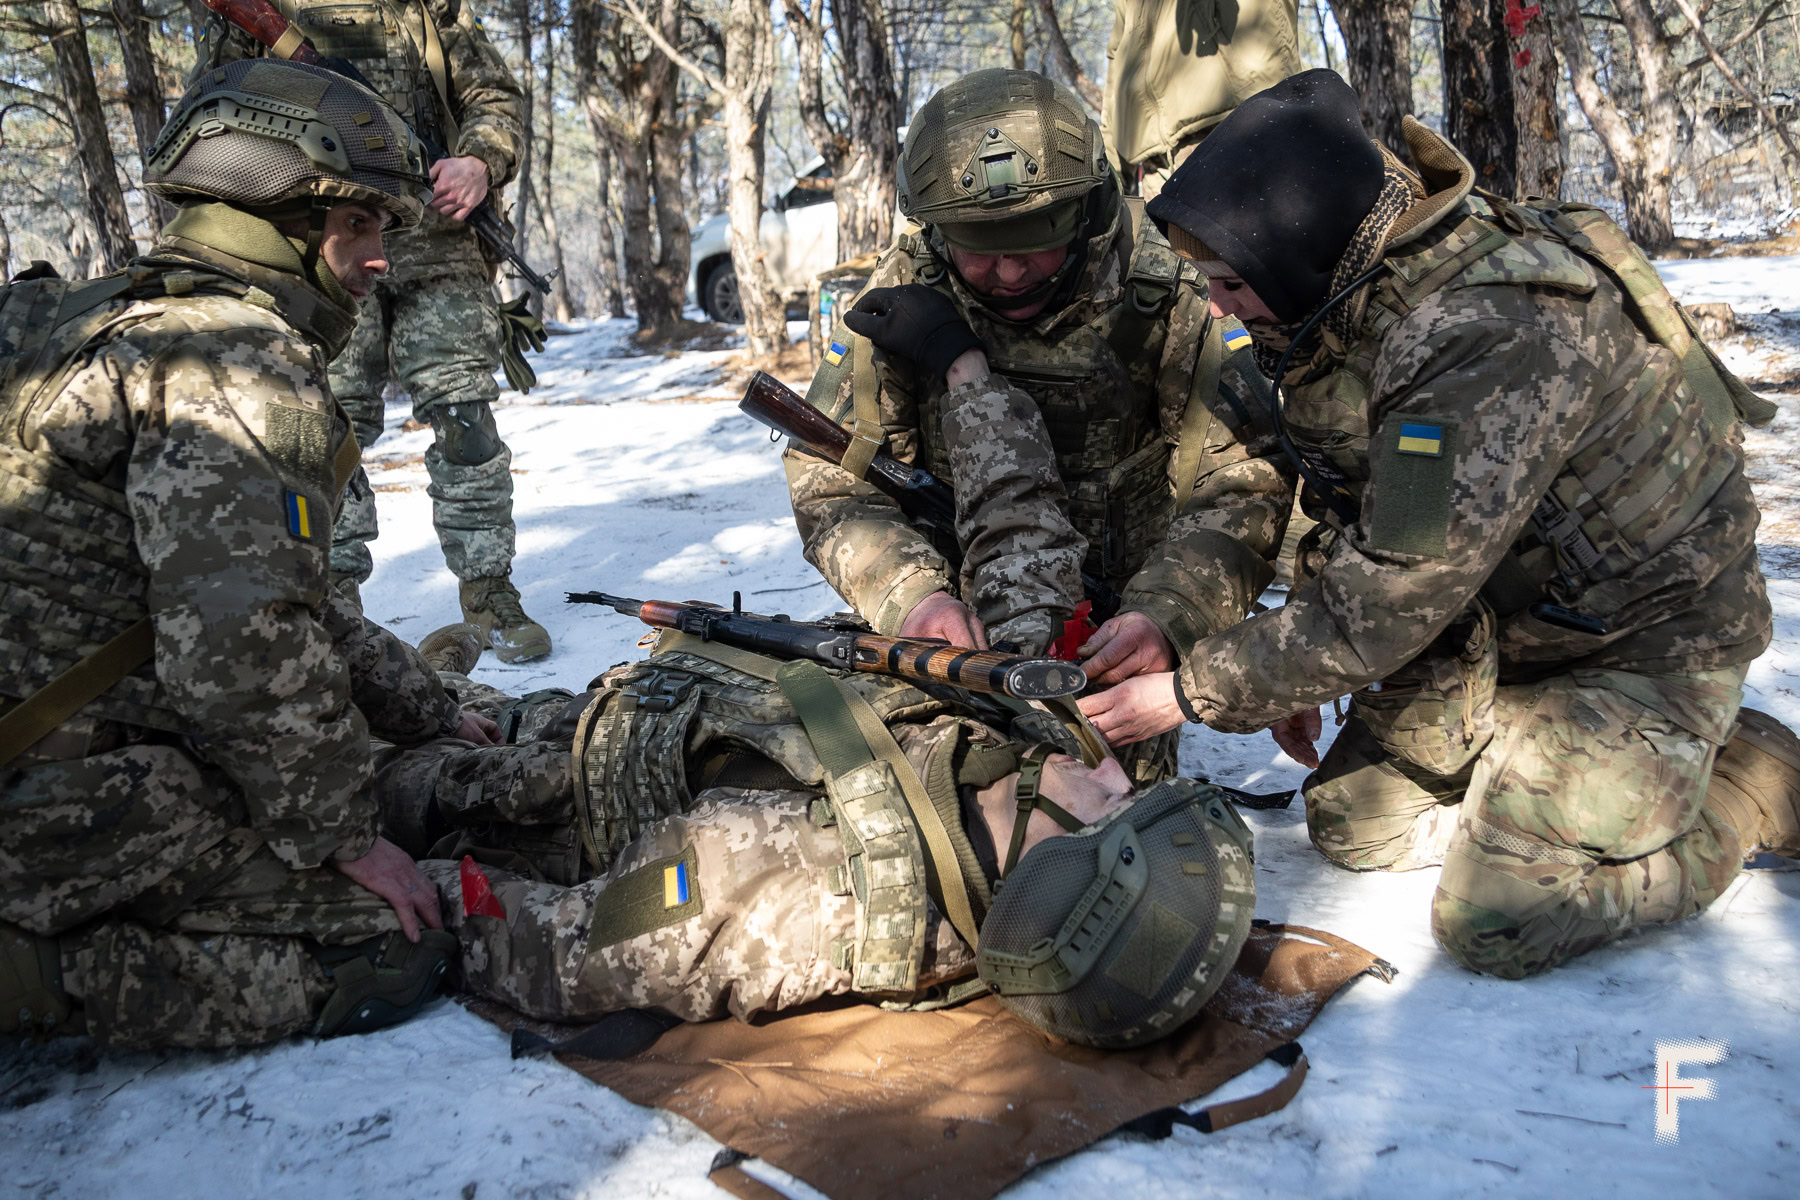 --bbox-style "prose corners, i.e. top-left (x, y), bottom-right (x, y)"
top-left (146, 59), bottom-right (430, 228)
top-left (899, 68), bottom-right (1107, 253)
top-left (976, 777), bottom-right (1256, 1049)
